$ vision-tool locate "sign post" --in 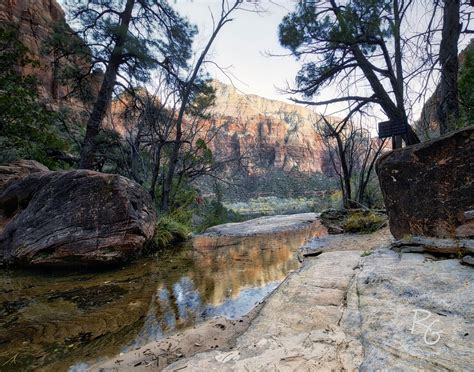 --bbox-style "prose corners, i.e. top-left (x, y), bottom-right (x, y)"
top-left (378, 120), bottom-right (408, 149)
